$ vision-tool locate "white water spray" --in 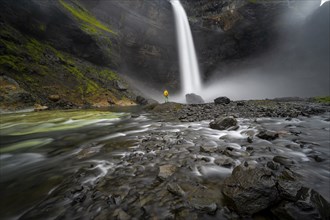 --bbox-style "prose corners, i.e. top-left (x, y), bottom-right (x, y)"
top-left (170, 0), bottom-right (202, 95)
top-left (320, 0), bottom-right (329, 6)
